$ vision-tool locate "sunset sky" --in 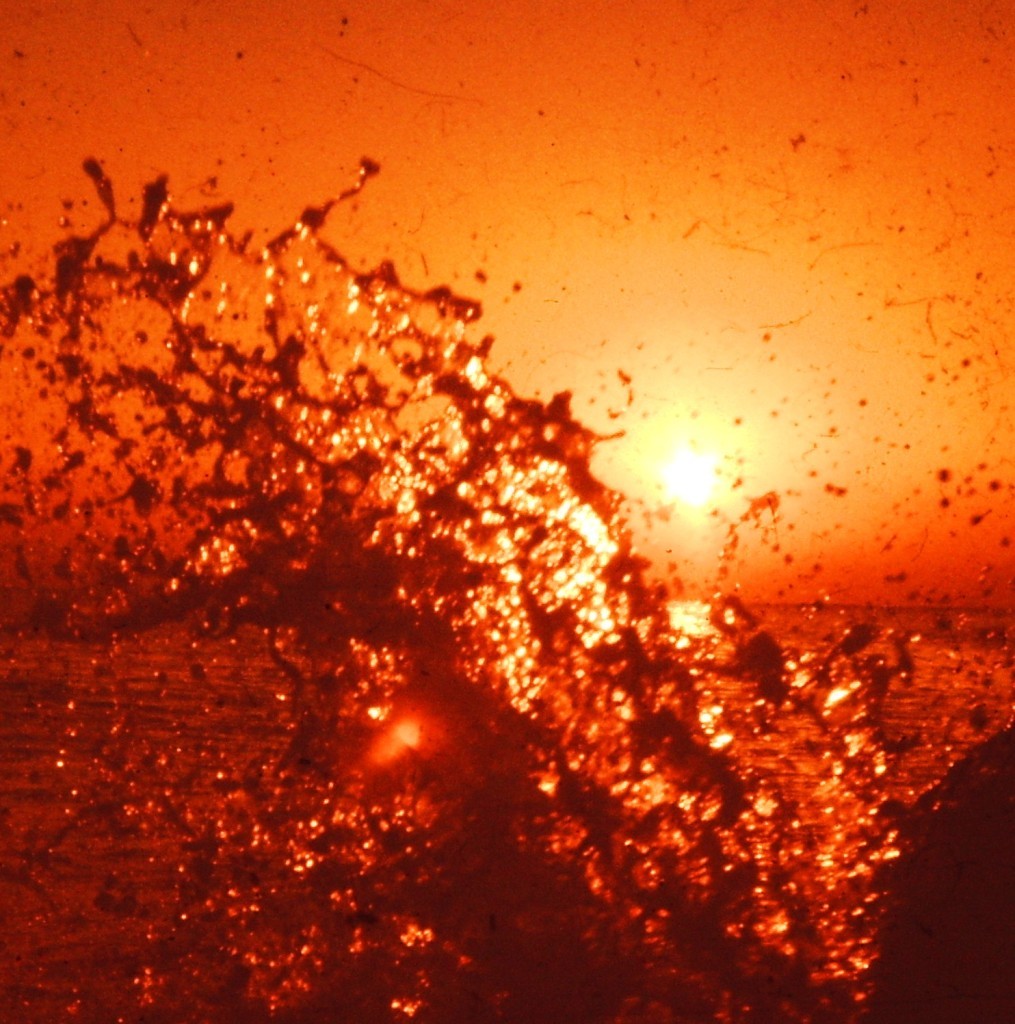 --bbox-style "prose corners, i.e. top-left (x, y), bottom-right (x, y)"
top-left (2, 0), bottom-right (1012, 605)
